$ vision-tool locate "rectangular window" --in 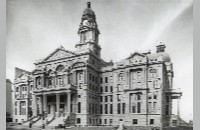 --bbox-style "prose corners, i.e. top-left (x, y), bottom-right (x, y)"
top-left (100, 96), bottom-right (103, 102)
top-left (137, 94), bottom-right (141, 100)
top-left (117, 94), bottom-right (121, 101)
top-left (105, 104), bottom-right (108, 114)
top-left (16, 87), bottom-right (19, 92)
top-left (110, 104), bottom-right (113, 114)
top-left (166, 105), bottom-right (169, 115)
top-left (105, 96), bottom-right (108, 102)
top-left (58, 77), bottom-right (63, 85)
top-left (132, 119), bottom-right (138, 125)
top-left (110, 95), bottom-right (113, 102)
top-left (148, 102), bottom-right (152, 113)
top-left (166, 96), bottom-right (170, 103)
top-left (110, 119), bottom-right (113, 125)
top-left (89, 103), bottom-right (91, 114)
top-left (150, 119), bottom-right (154, 125)
top-left (77, 118), bottom-right (81, 124)
top-left (153, 102), bottom-right (157, 113)
top-left (15, 108), bottom-right (17, 115)
top-left (99, 119), bottom-right (102, 124)
top-left (89, 74), bottom-right (92, 80)
top-left (92, 75), bottom-right (95, 81)
top-left (154, 92), bottom-right (157, 99)
top-left (172, 120), bottom-right (177, 126)
top-left (137, 102), bottom-right (141, 113)
top-left (92, 104), bottom-right (95, 114)
top-left (78, 102), bottom-right (81, 113)
top-left (104, 119), bottom-right (107, 124)
top-left (117, 103), bottom-right (121, 114)
top-left (79, 83), bottom-right (82, 89)
top-left (95, 104), bottom-right (97, 114)
top-left (100, 105), bottom-right (103, 114)
top-left (105, 86), bottom-right (108, 92)
top-left (117, 84), bottom-right (121, 92)
top-left (132, 106), bottom-right (136, 113)
top-left (100, 78), bottom-right (103, 83)
top-left (95, 77), bottom-right (98, 83)
top-left (122, 103), bottom-right (126, 114)
top-left (79, 73), bottom-right (82, 80)
top-left (105, 77), bottom-right (108, 83)
top-left (15, 102), bottom-right (17, 106)
top-left (100, 87), bottom-right (103, 93)
top-left (110, 86), bottom-right (113, 92)
top-left (20, 108), bottom-right (26, 115)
